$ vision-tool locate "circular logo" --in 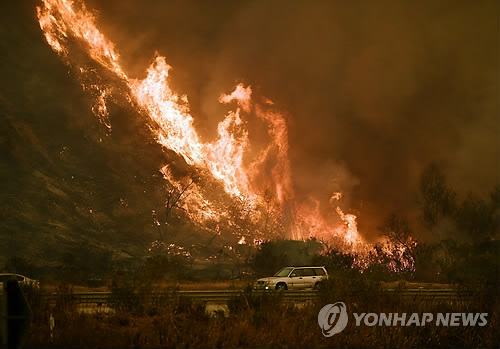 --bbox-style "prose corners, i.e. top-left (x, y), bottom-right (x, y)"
top-left (318, 302), bottom-right (348, 337)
